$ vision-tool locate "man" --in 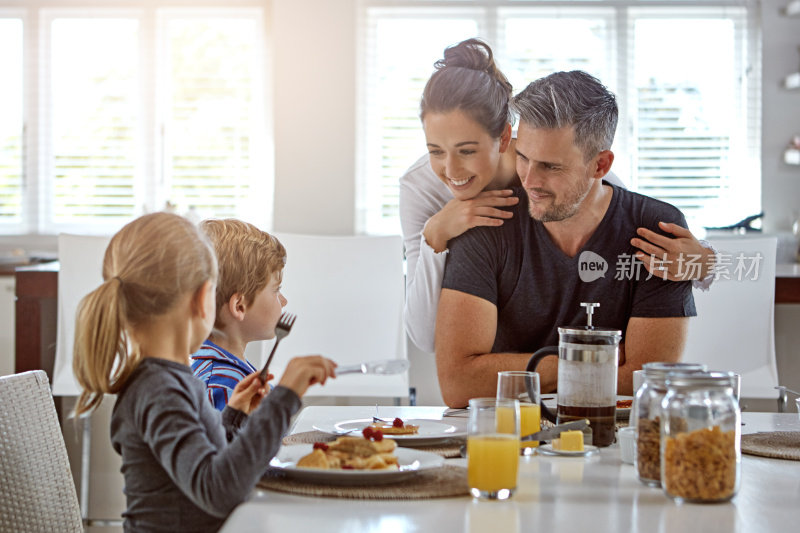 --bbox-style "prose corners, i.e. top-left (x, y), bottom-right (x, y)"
top-left (435, 71), bottom-right (696, 408)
